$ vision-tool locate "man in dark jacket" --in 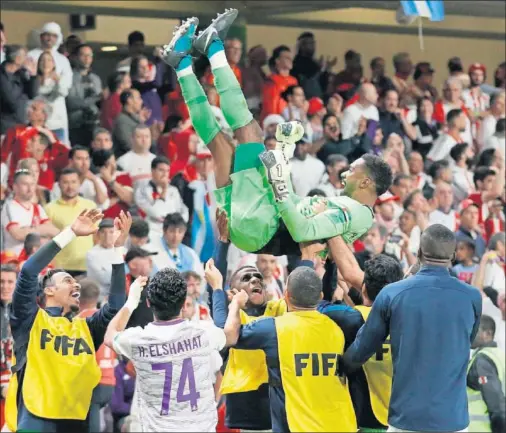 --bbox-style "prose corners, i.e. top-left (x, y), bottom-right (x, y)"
top-left (467, 314), bottom-right (505, 433)
top-left (0, 45), bottom-right (38, 134)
